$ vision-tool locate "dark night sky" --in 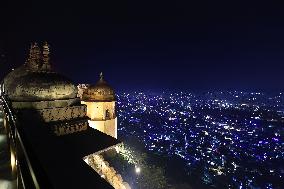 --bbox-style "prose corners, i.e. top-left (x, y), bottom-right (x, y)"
top-left (1, 1), bottom-right (284, 92)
